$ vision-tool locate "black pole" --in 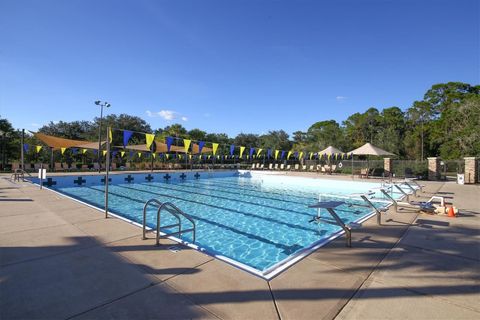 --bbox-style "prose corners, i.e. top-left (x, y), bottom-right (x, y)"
top-left (1, 132), bottom-right (5, 170)
top-left (21, 129), bottom-right (24, 171)
top-left (98, 105), bottom-right (103, 173)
